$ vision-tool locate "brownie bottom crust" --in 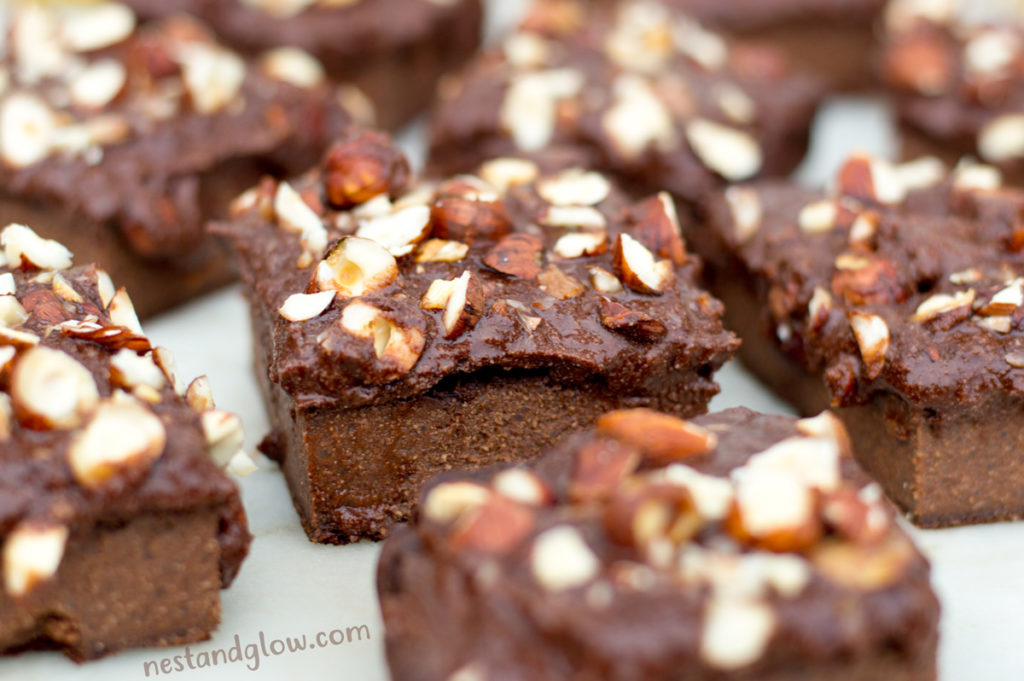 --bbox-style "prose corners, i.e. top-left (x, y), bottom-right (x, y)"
top-left (714, 264), bottom-right (1024, 529)
top-left (378, 529), bottom-right (938, 681)
top-left (0, 510), bottom-right (223, 662)
top-left (259, 359), bottom-right (721, 545)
